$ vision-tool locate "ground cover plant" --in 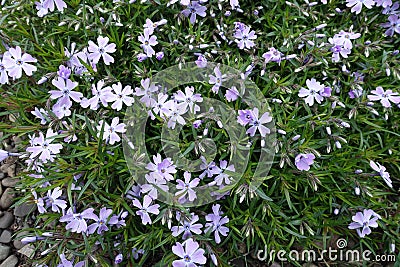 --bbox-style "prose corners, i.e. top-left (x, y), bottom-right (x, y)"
top-left (0, 0), bottom-right (399, 266)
